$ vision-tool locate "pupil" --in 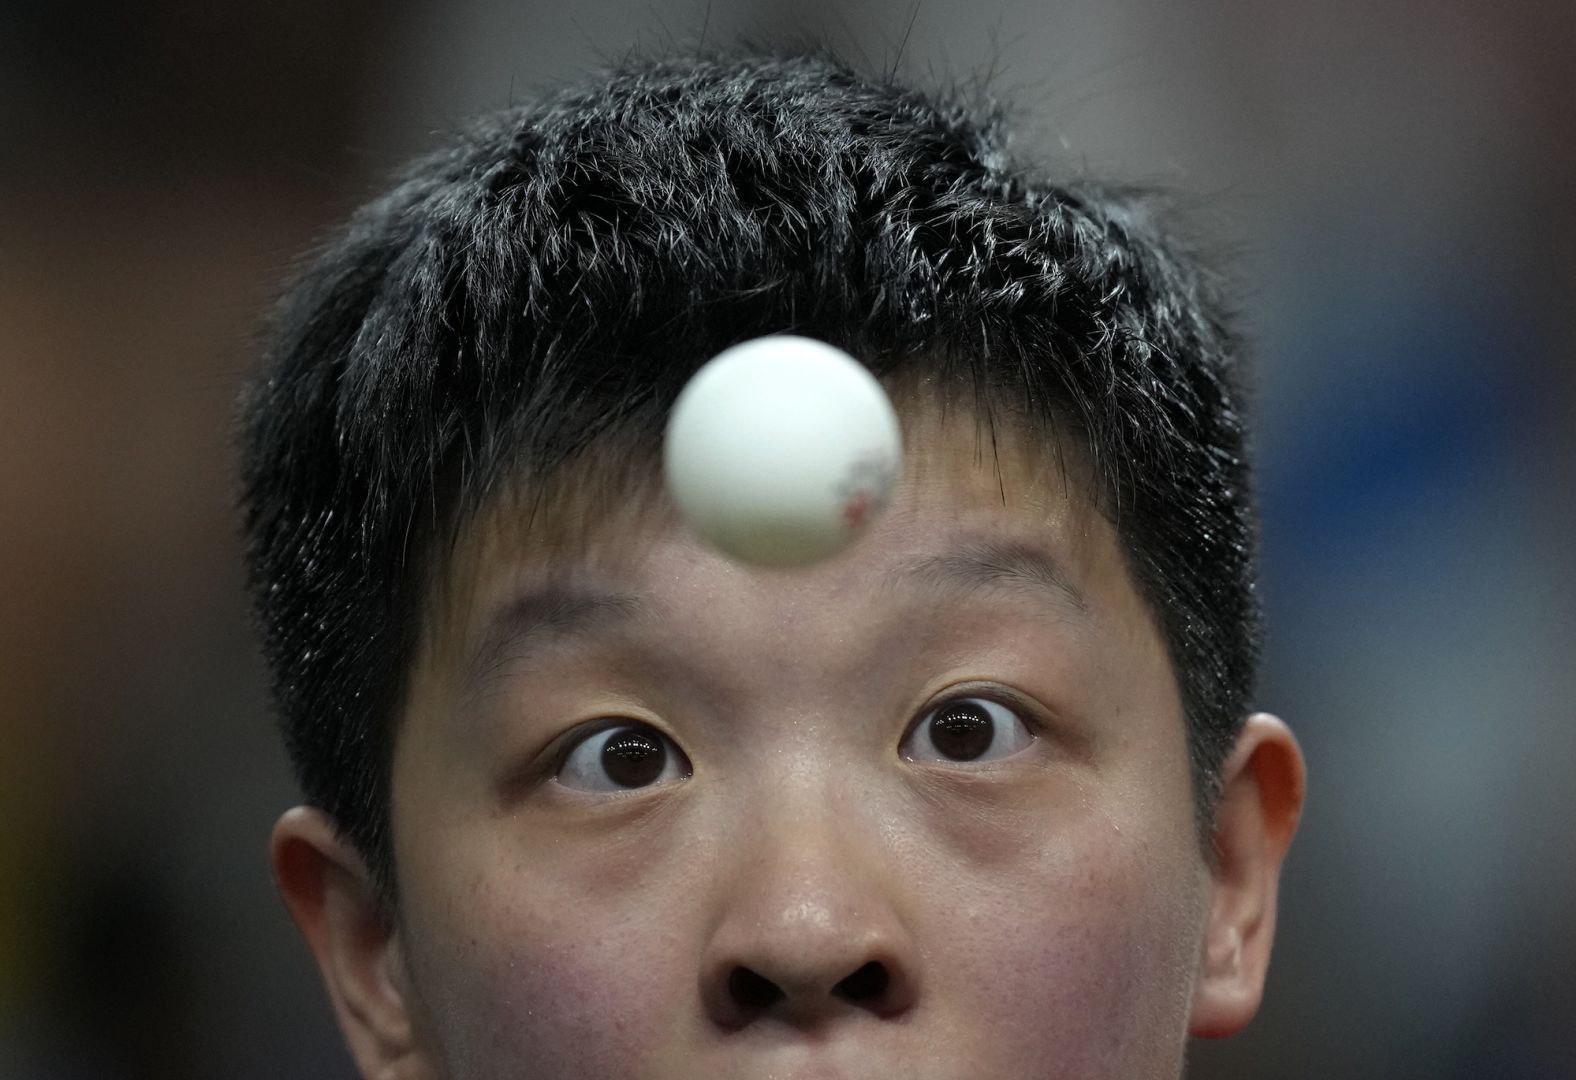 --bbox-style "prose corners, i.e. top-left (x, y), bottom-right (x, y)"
top-left (930, 702), bottom-right (993, 761)
top-left (601, 728), bottom-right (666, 787)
